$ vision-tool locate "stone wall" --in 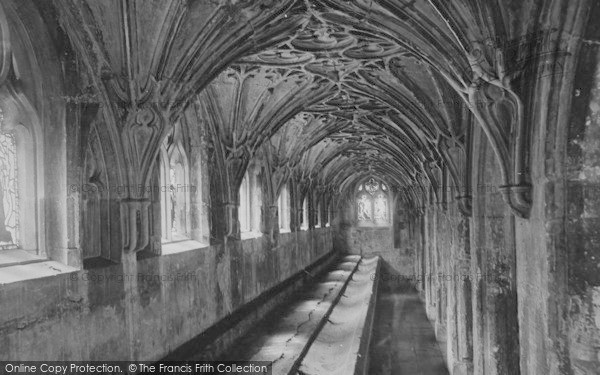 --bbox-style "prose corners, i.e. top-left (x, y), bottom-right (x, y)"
top-left (345, 227), bottom-right (392, 256)
top-left (404, 110), bottom-right (600, 375)
top-left (336, 198), bottom-right (415, 282)
top-left (0, 228), bottom-right (333, 360)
